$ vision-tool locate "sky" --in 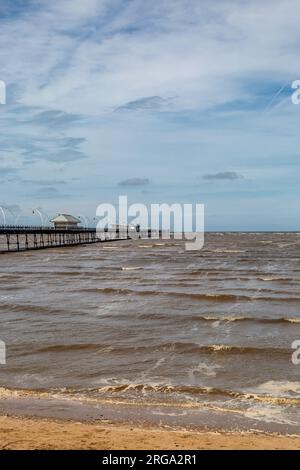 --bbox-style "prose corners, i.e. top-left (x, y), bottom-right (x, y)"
top-left (0, 0), bottom-right (300, 230)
